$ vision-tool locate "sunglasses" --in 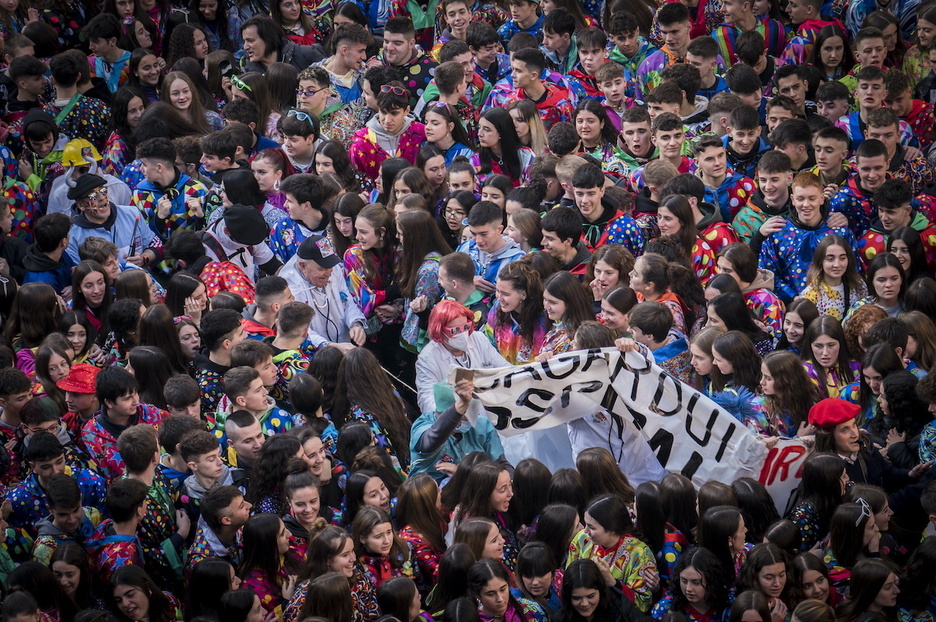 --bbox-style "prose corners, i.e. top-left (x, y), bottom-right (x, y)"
top-left (296, 86), bottom-right (328, 98)
top-left (78, 187), bottom-right (109, 205)
top-left (231, 74), bottom-right (252, 92)
top-left (443, 322), bottom-right (472, 336)
top-left (855, 498), bottom-right (872, 526)
top-left (380, 85), bottom-right (408, 96)
top-left (287, 109), bottom-right (315, 124)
